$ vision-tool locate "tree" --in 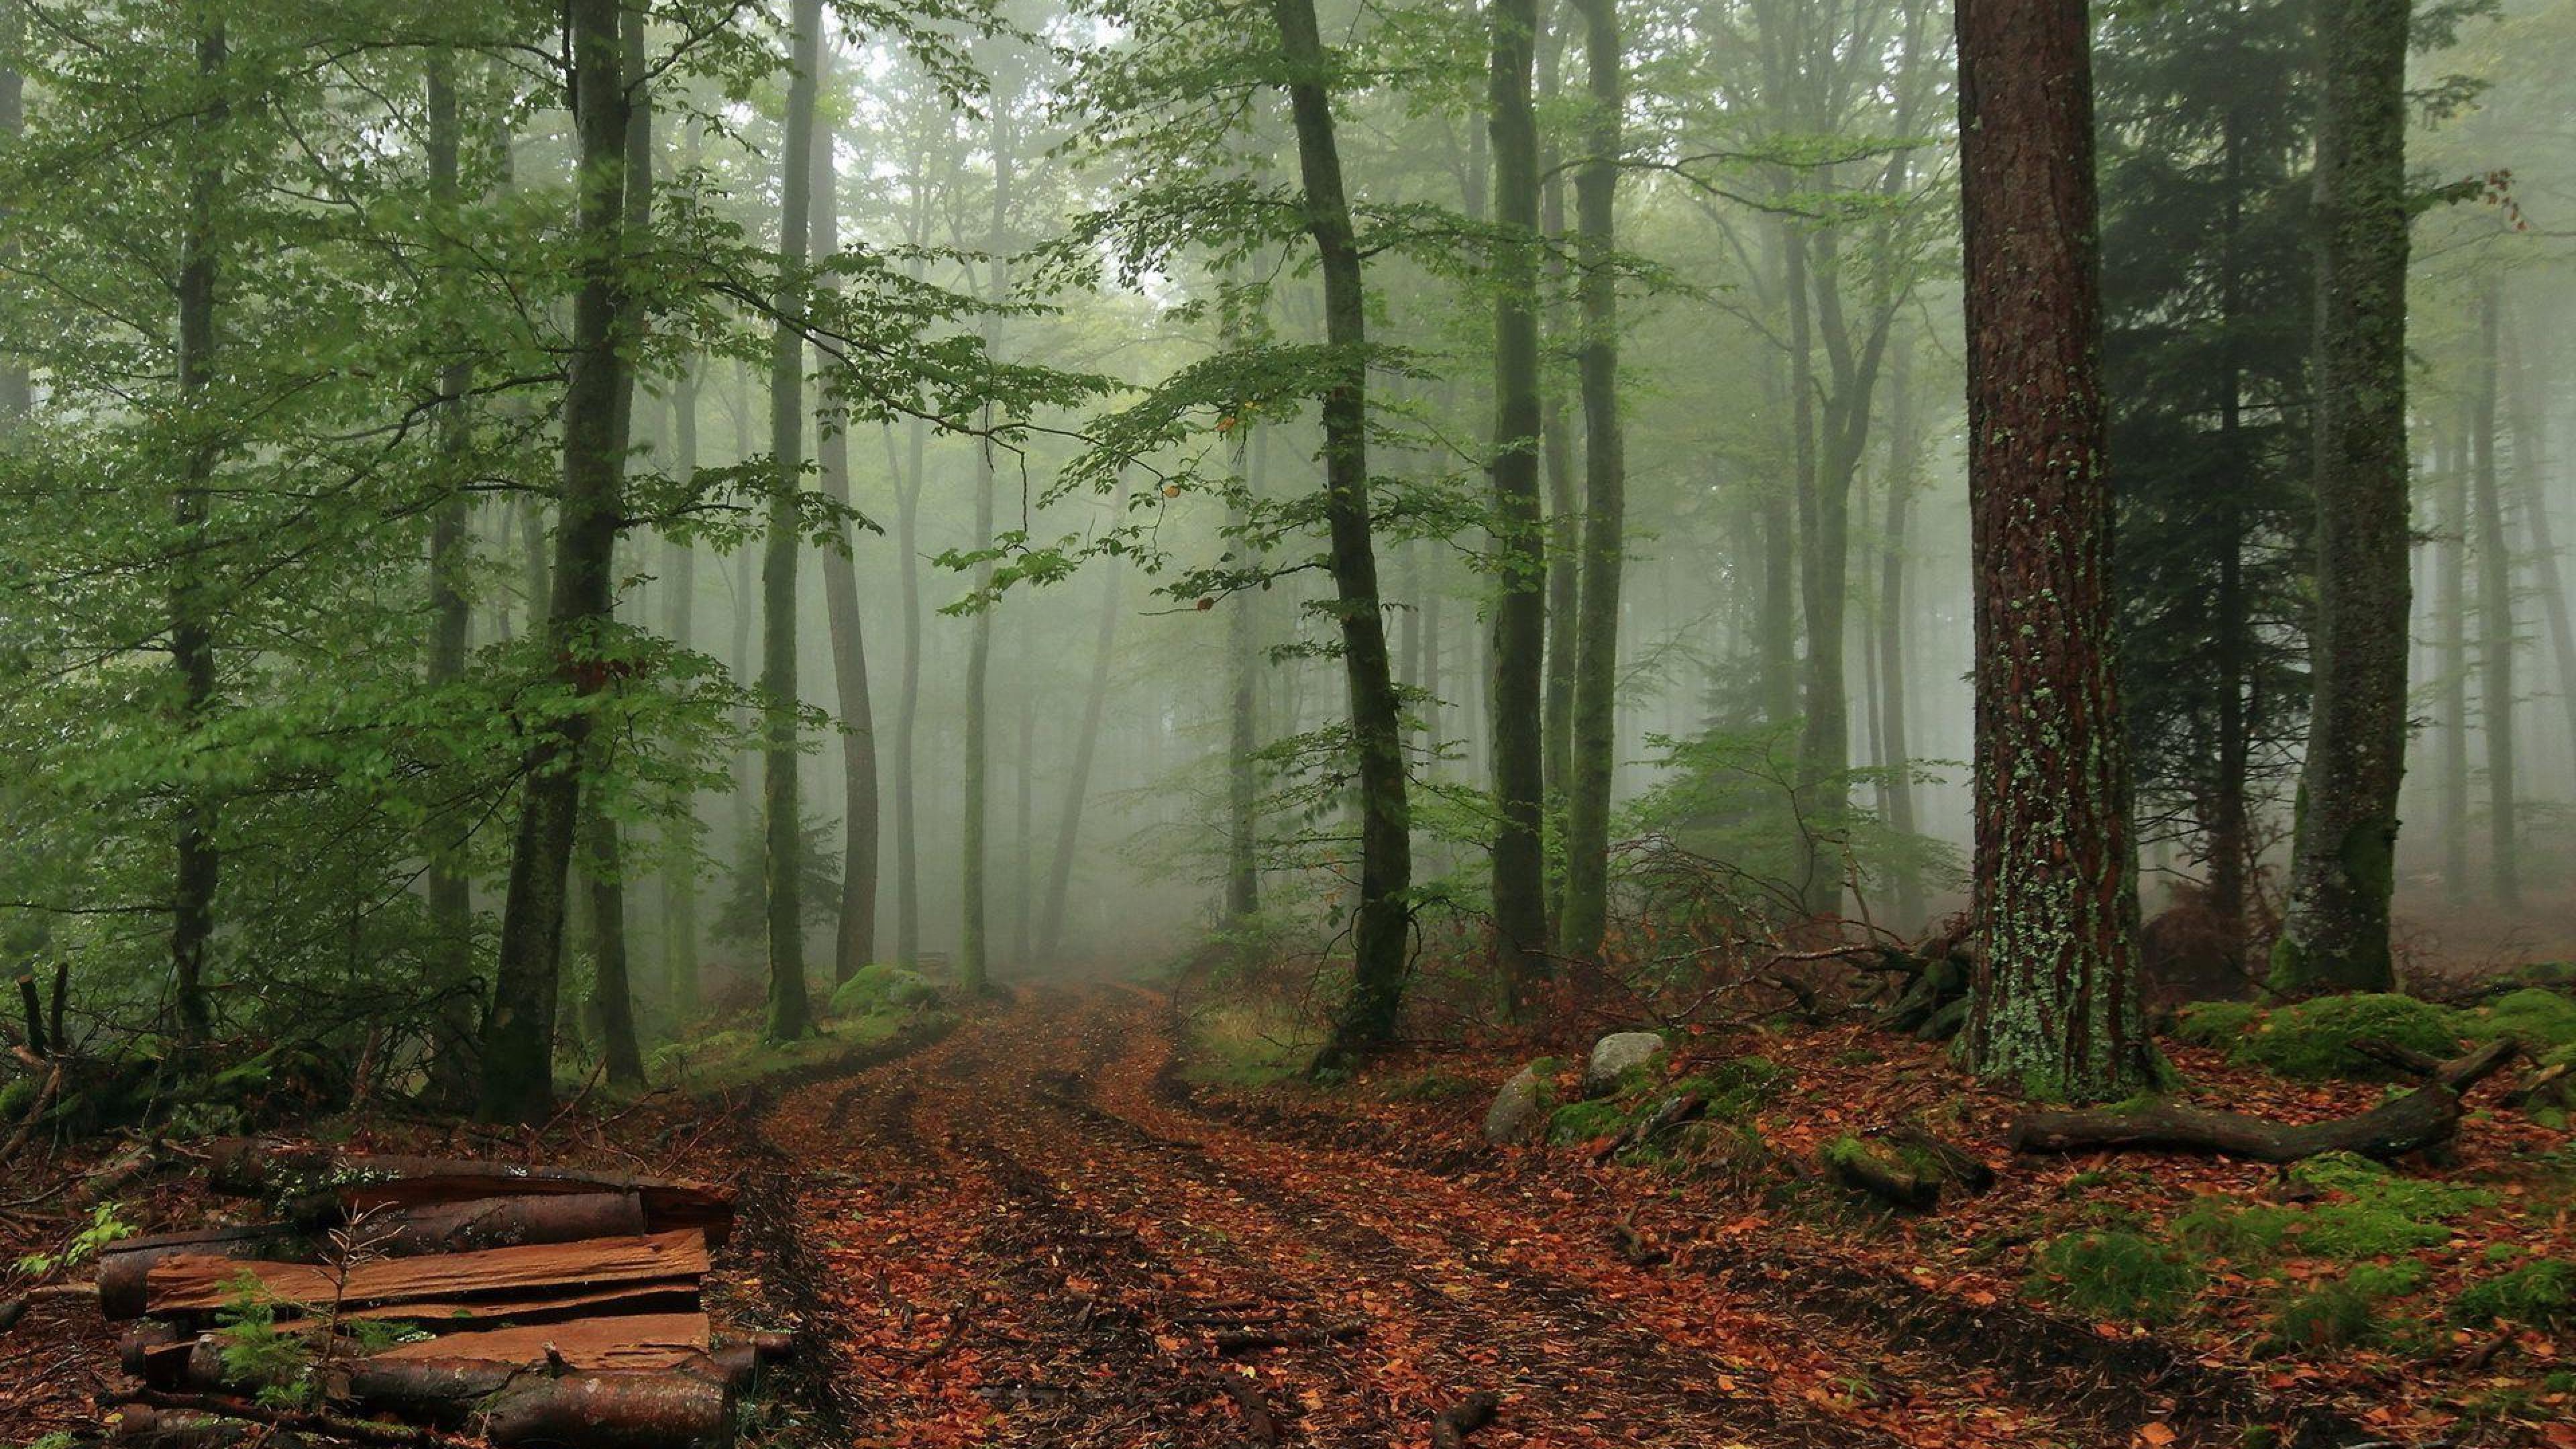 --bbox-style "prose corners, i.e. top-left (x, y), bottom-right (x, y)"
top-left (2471, 279), bottom-right (2518, 909)
top-left (1953, 0), bottom-right (2152, 1101)
top-left (761, 0), bottom-right (822, 1042)
top-left (1486, 0), bottom-right (1550, 1000)
top-left (1554, 0), bottom-right (1624, 961)
top-left (957, 56), bottom-right (1016, 999)
top-left (1268, 0), bottom-right (1413, 1073)
top-left (169, 12), bottom-right (225, 1050)
top-left (482, 0), bottom-right (635, 1122)
top-left (2272, 0), bottom-right (2410, 994)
